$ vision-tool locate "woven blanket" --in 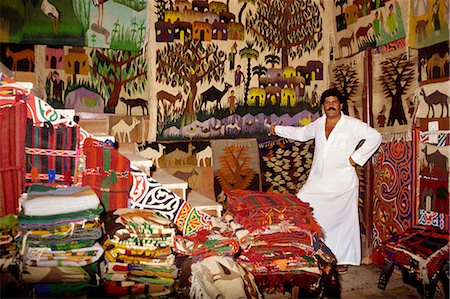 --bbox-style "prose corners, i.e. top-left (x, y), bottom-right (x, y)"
top-left (17, 220), bottom-right (102, 251)
top-left (101, 260), bottom-right (178, 279)
top-left (0, 101), bottom-right (26, 216)
top-left (82, 138), bottom-right (131, 211)
top-left (373, 226), bottom-right (449, 284)
top-left (25, 242), bottom-right (104, 267)
top-left (224, 189), bottom-right (322, 237)
top-left (22, 262), bottom-right (98, 283)
top-left (103, 239), bottom-right (175, 267)
top-left (25, 120), bottom-right (80, 186)
top-left (103, 208), bottom-right (175, 249)
top-left (21, 185), bottom-right (100, 216)
top-left (102, 280), bottom-right (174, 297)
top-left (173, 229), bottom-right (240, 259)
top-left (18, 206), bottom-right (103, 230)
top-left (257, 137), bottom-right (314, 194)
